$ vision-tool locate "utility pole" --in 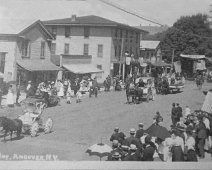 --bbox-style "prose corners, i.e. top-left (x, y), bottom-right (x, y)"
top-left (119, 37), bottom-right (124, 77)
